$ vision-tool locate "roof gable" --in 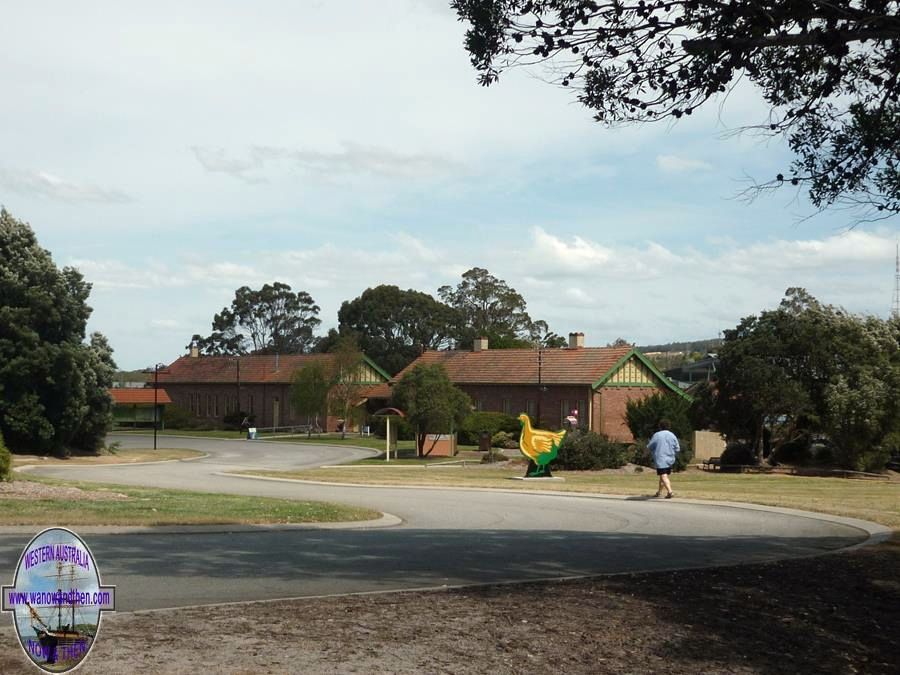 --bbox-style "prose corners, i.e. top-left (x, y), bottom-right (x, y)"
top-left (593, 349), bottom-right (691, 399)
